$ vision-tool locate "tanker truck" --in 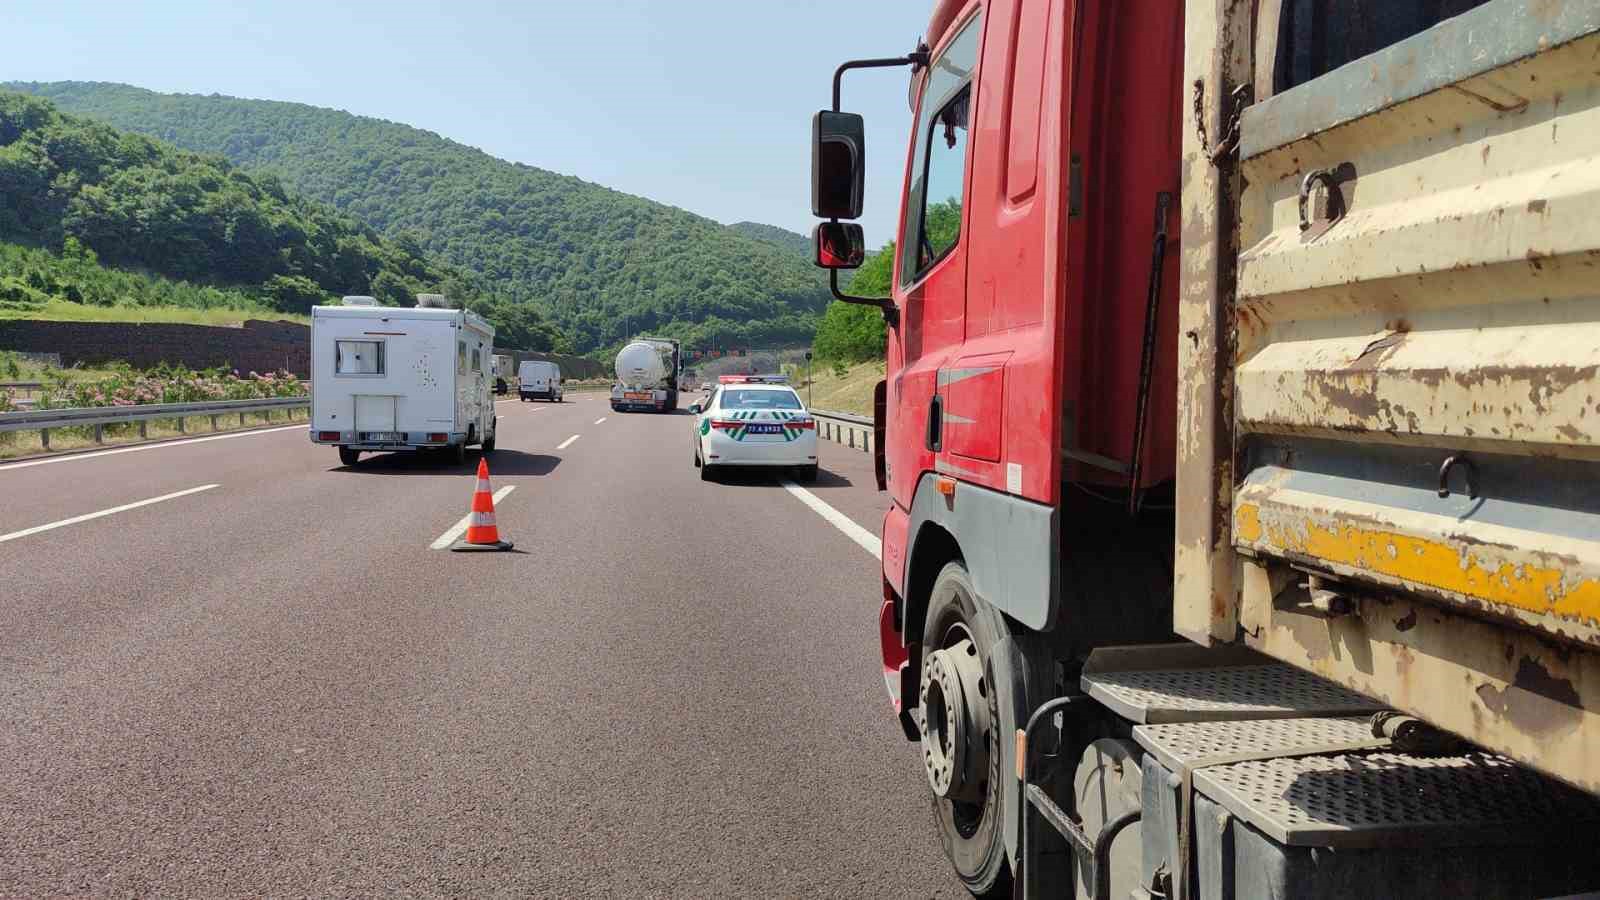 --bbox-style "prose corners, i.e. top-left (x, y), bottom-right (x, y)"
top-left (610, 336), bottom-right (680, 413)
